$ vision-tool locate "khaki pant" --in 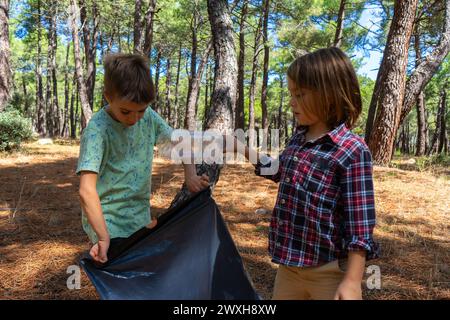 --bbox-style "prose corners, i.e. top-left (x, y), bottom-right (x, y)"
top-left (272, 260), bottom-right (346, 300)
